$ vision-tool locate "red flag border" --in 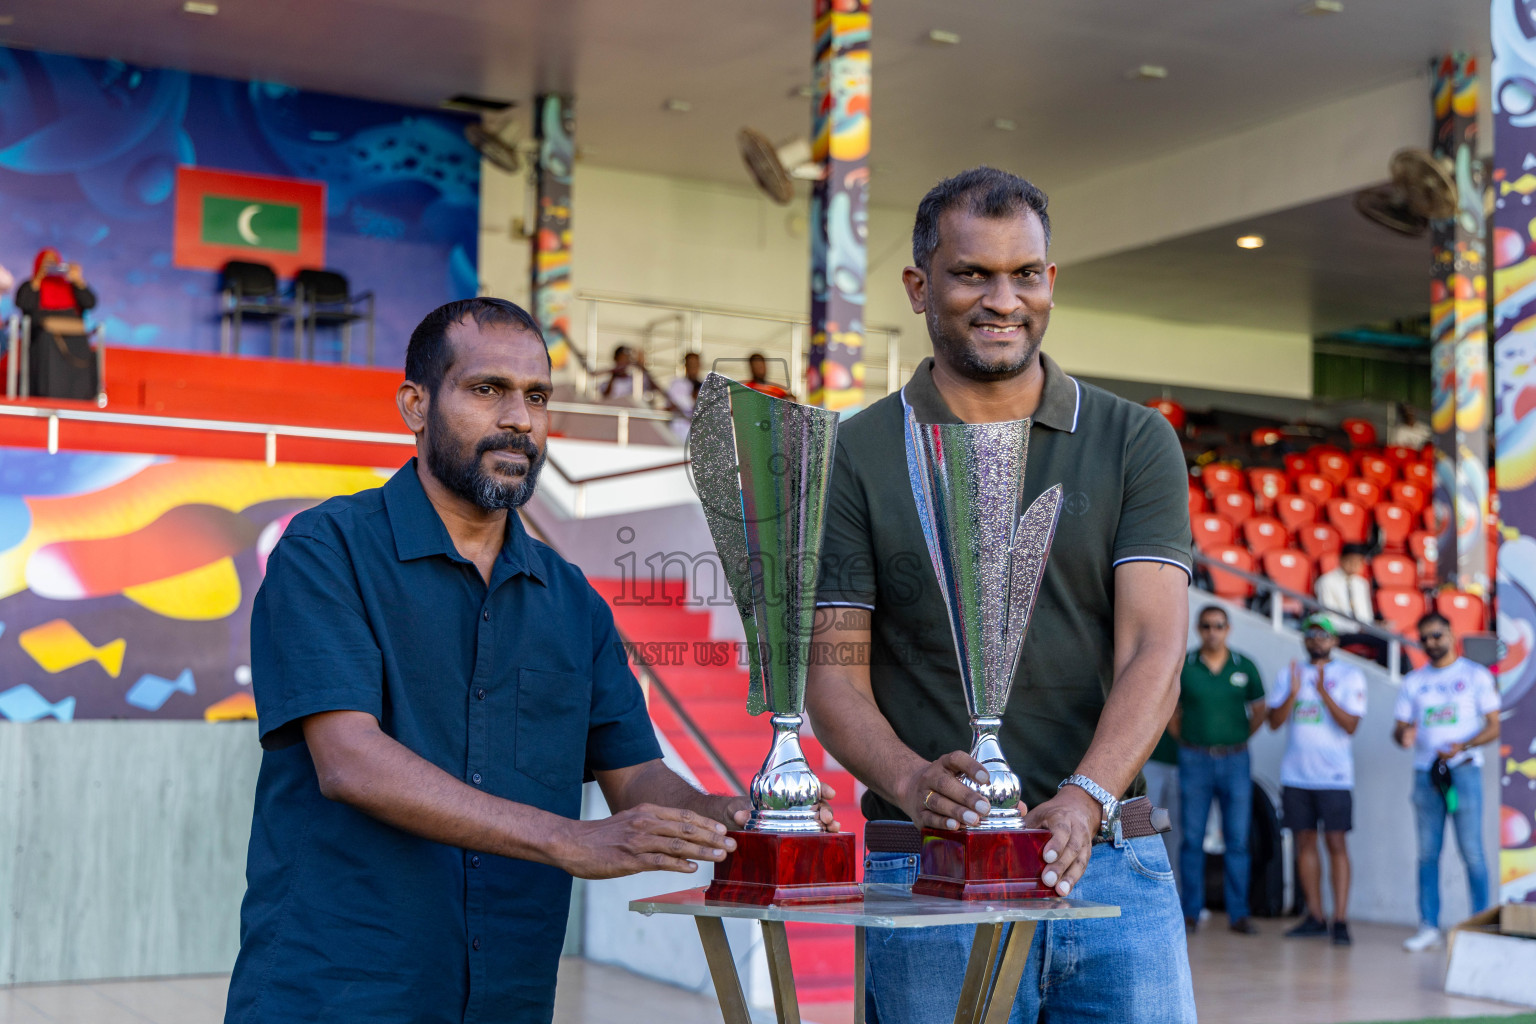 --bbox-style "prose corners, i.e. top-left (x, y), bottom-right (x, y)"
top-left (173, 166), bottom-right (326, 279)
